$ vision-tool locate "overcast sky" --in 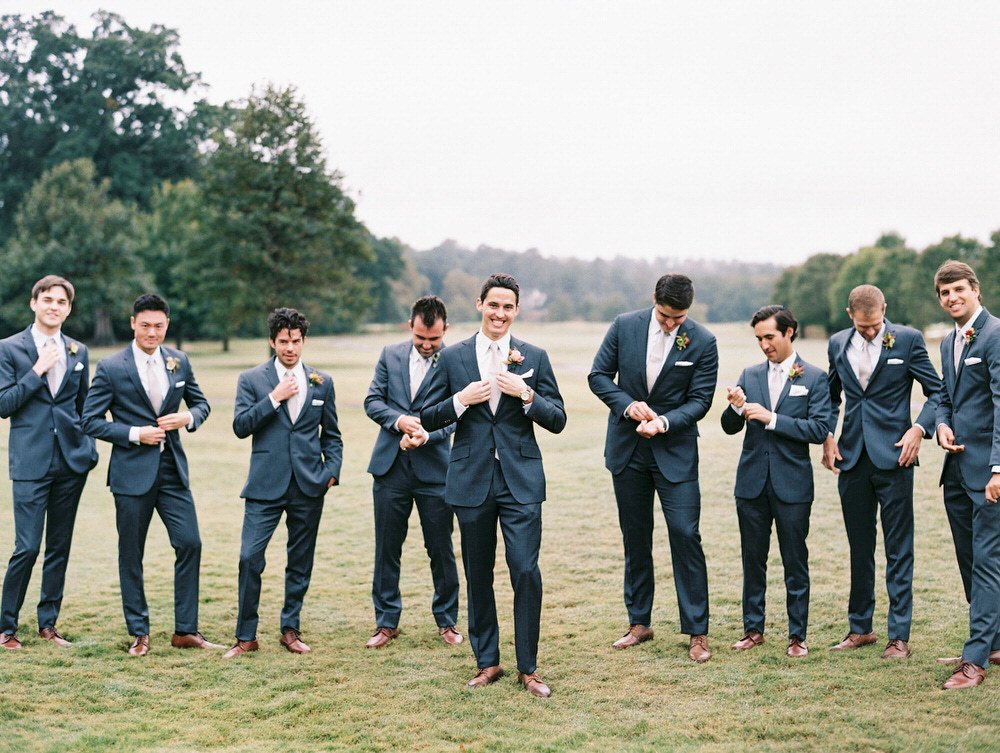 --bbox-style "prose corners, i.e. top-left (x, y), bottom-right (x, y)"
top-left (11, 2), bottom-right (1000, 263)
